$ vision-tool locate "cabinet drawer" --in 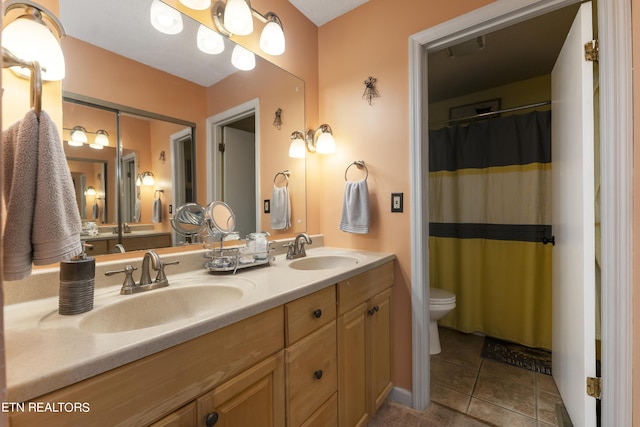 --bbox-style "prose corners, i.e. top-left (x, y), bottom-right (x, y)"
top-left (337, 262), bottom-right (394, 315)
top-left (149, 402), bottom-right (196, 427)
top-left (83, 239), bottom-right (108, 255)
top-left (285, 286), bottom-right (336, 345)
top-left (301, 393), bottom-right (337, 427)
top-left (286, 320), bottom-right (337, 427)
